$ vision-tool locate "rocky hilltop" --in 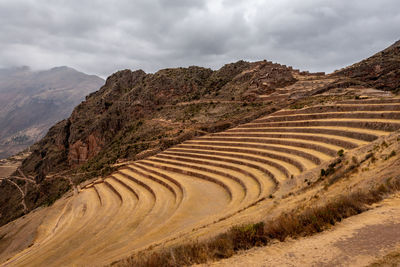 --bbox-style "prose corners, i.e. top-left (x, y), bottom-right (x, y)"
top-left (22, 60), bottom-right (297, 176)
top-left (0, 66), bottom-right (104, 158)
top-left (335, 40), bottom-right (400, 92)
top-left (0, 40), bottom-right (399, 227)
